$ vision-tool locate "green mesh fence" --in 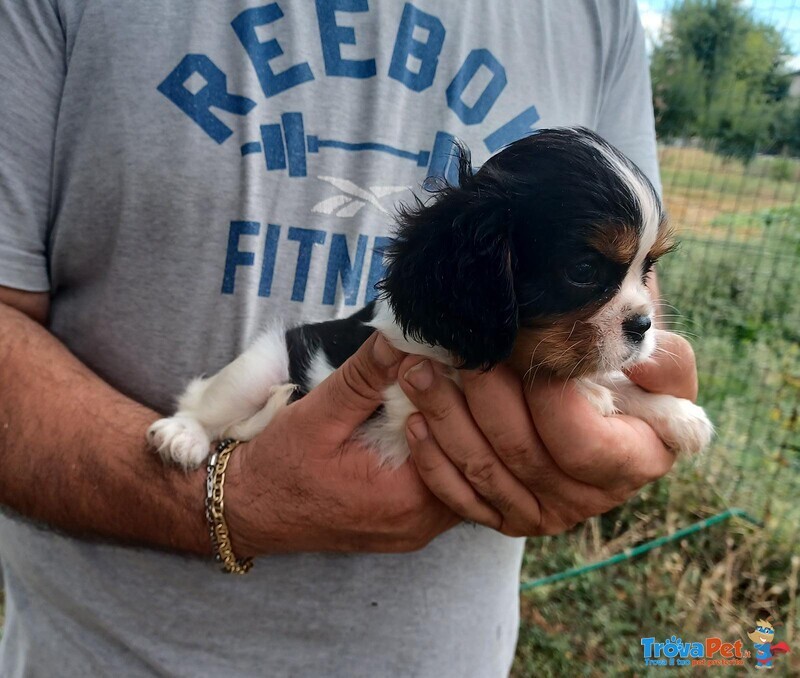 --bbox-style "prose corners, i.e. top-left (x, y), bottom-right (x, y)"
top-left (658, 150), bottom-right (800, 541)
top-left (519, 0), bottom-right (800, 571)
top-left (654, 0), bottom-right (800, 544)
top-left (514, 3), bottom-right (800, 673)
